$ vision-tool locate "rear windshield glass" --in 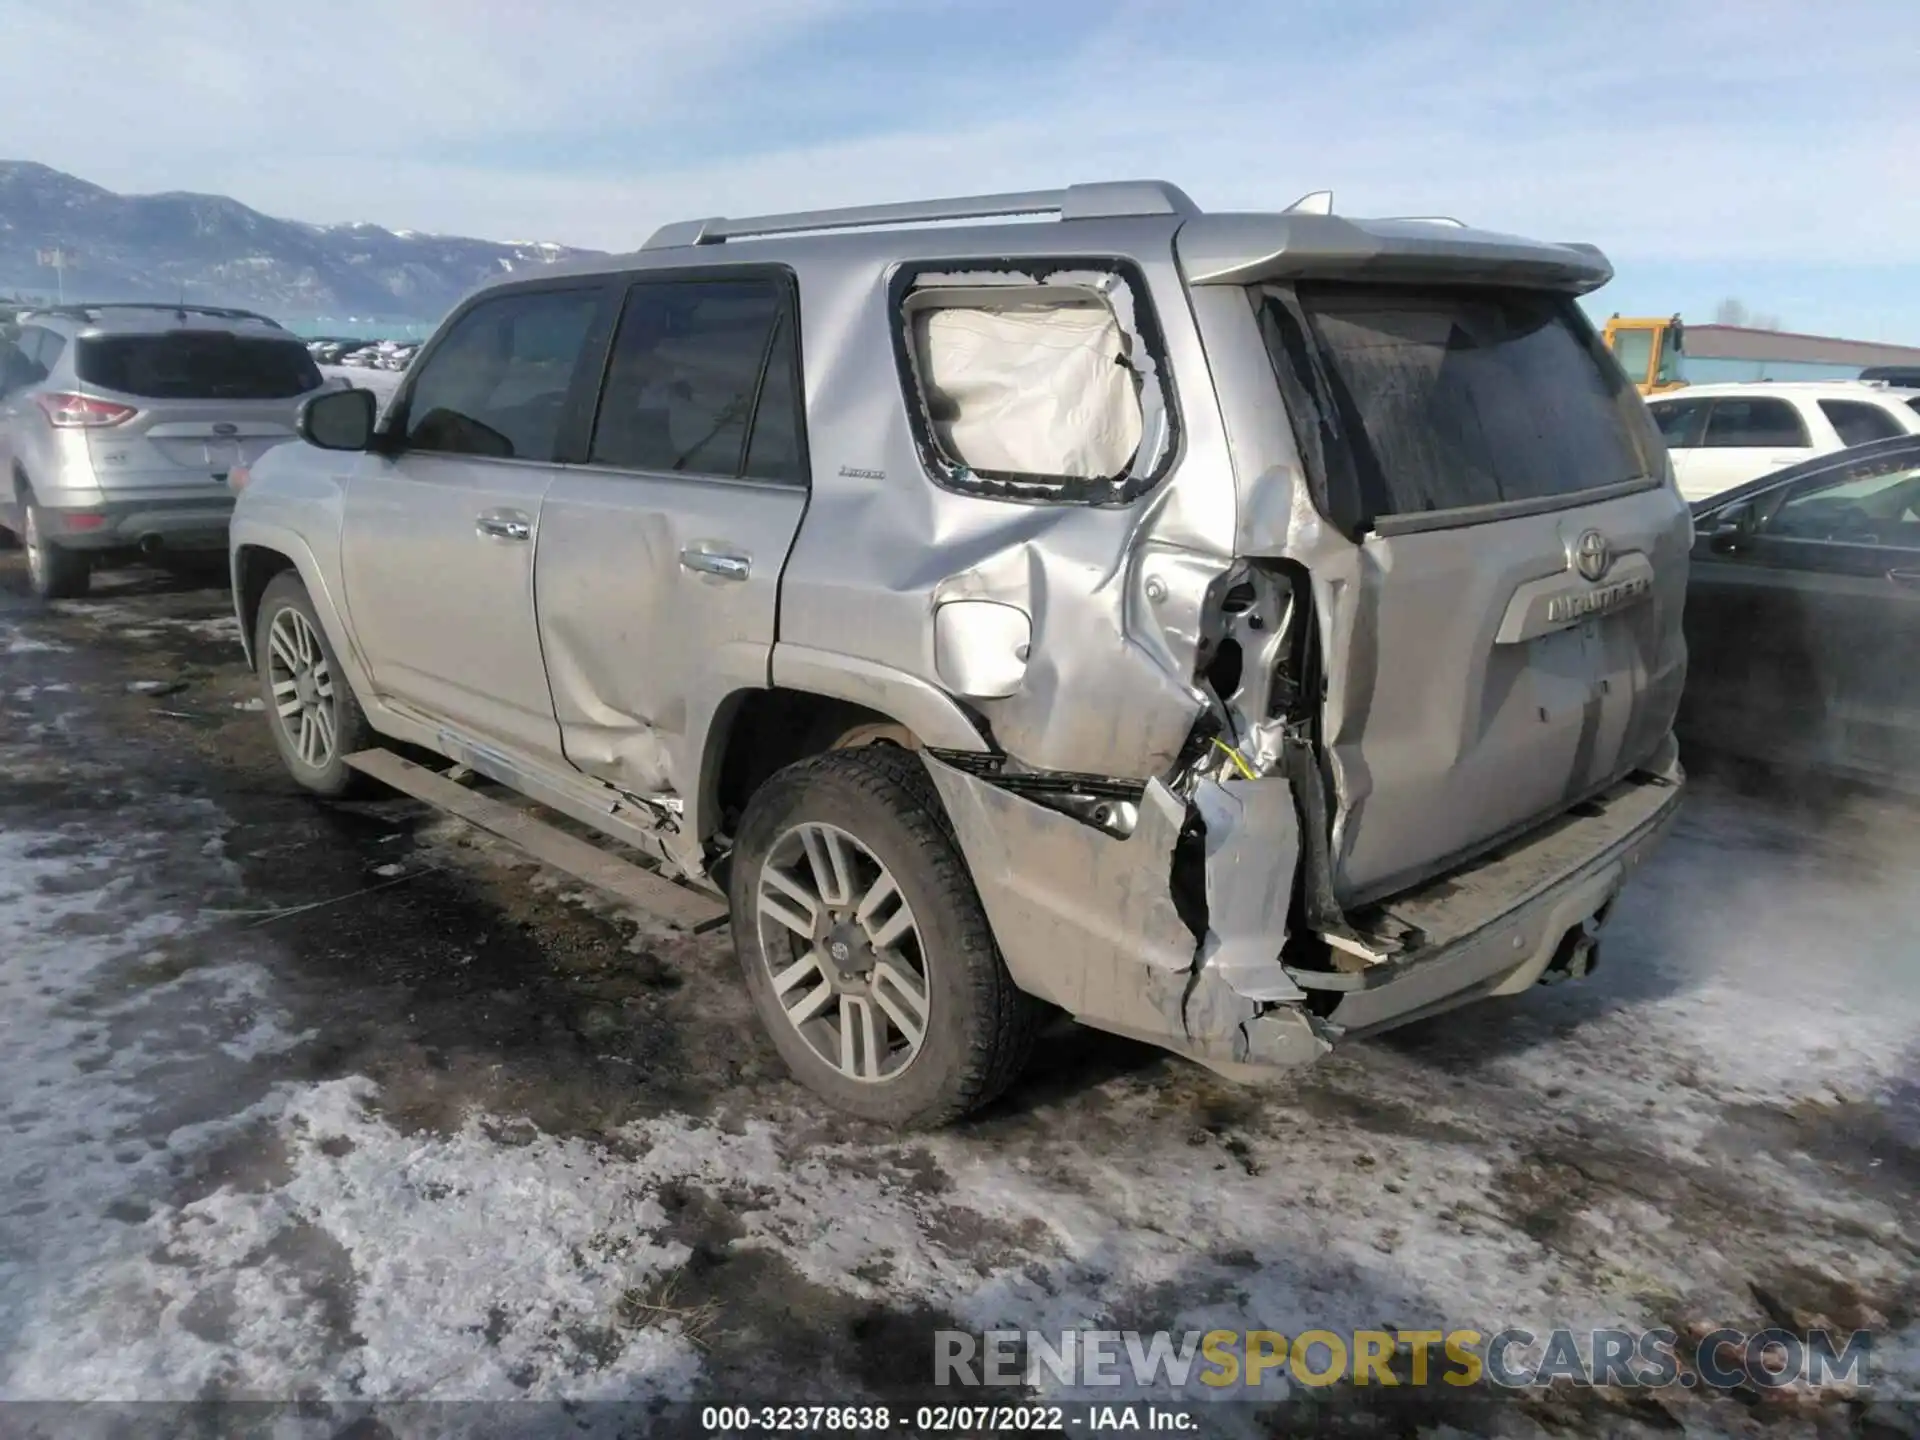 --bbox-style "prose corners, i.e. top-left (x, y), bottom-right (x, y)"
top-left (1255, 284), bottom-right (1657, 533)
top-left (77, 333), bottom-right (322, 400)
